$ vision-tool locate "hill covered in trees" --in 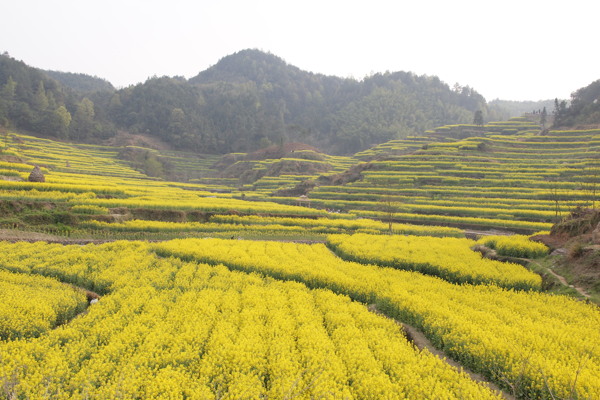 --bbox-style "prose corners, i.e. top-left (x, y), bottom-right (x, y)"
top-left (553, 79), bottom-right (600, 127)
top-left (107, 49), bottom-right (502, 154)
top-left (488, 99), bottom-right (555, 118)
top-left (43, 70), bottom-right (115, 93)
top-left (0, 53), bottom-right (117, 141)
top-left (0, 49), bottom-right (584, 155)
